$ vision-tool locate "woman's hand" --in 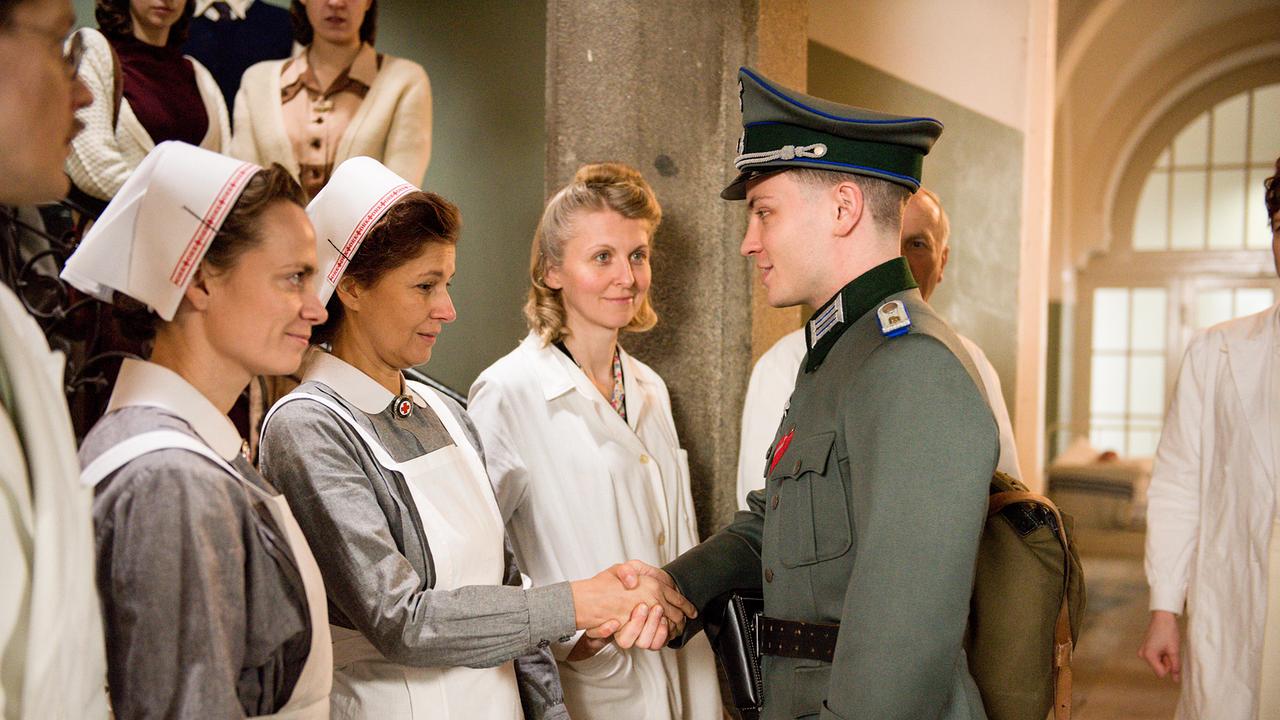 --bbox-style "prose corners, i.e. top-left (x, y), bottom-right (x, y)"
top-left (569, 565), bottom-right (696, 648)
top-left (1138, 610), bottom-right (1182, 681)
